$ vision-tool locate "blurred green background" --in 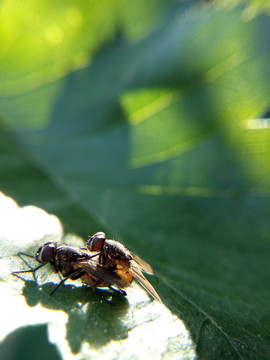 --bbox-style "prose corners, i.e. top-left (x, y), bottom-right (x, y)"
top-left (1, 0), bottom-right (270, 359)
